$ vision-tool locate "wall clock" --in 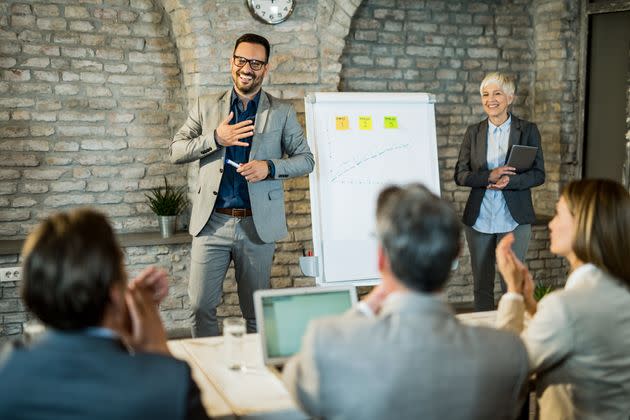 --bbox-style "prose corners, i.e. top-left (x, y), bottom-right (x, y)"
top-left (247, 0), bottom-right (295, 25)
